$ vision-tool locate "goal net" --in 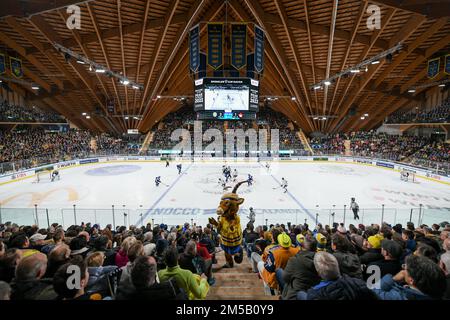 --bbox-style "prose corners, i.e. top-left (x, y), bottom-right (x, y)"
top-left (34, 170), bottom-right (52, 183)
top-left (400, 169), bottom-right (417, 183)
